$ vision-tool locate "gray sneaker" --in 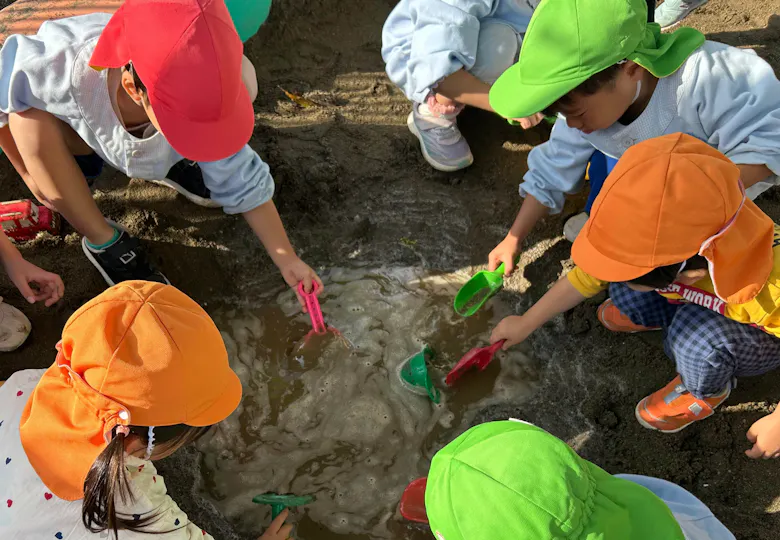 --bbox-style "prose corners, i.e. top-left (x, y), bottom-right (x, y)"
top-left (407, 105), bottom-right (473, 172)
top-left (655, 0), bottom-right (708, 29)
